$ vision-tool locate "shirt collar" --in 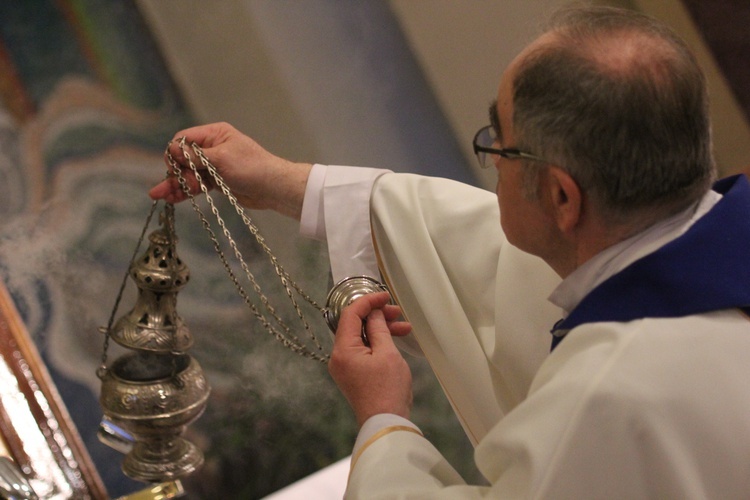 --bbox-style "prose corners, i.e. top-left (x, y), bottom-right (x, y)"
top-left (548, 189), bottom-right (722, 318)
